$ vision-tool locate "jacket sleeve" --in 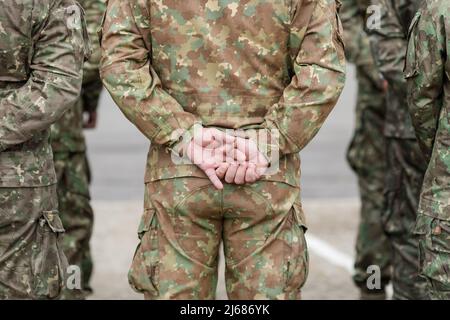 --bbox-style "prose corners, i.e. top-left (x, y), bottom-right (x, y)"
top-left (99, 0), bottom-right (201, 147)
top-left (0, 2), bottom-right (85, 152)
top-left (405, 11), bottom-right (444, 160)
top-left (81, 0), bottom-right (106, 112)
top-left (340, 0), bottom-right (383, 88)
top-left (369, 0), bottom-right (407, 97)
top-left (262, 0), bottom-right (346, 156)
